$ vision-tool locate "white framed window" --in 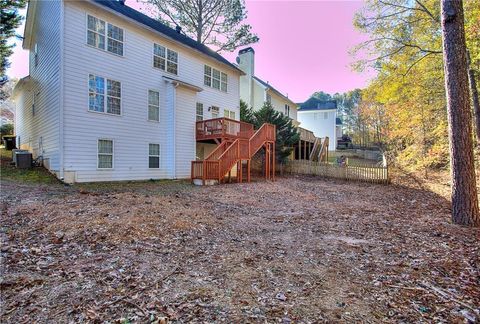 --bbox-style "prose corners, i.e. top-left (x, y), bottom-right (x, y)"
top-left (153, 43), bottom-right (178, 75)
top-left (88, 74), bottom-right (121, 115)
top-left (285, 104), bottom-right (290, 117)
top-left (211, 106), bottom-right (220, 118)
top-left (196, 103), bottom-right (204, 121)
top-left (324, 112), bottom-right (328, 119)
top-left (87, 15), bottom-right (124, 56)
top-left (224, 109), bottom-right (235, 119)
top-left (266, 94), bottom-right (272, 104)
top-left (149, 143), bottom-right (160, 168)
top-left (98, 139), bottom-right (113, 169)
top-left (204, 65), bottom-right (227, 92)
top-left (148, 90), bottom-right (160, 121)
